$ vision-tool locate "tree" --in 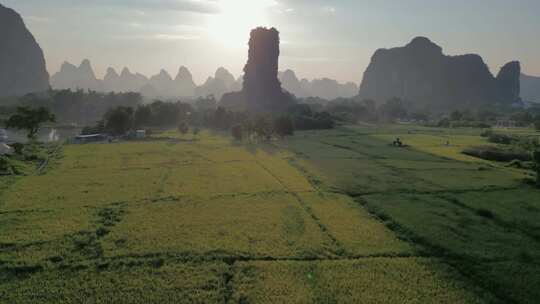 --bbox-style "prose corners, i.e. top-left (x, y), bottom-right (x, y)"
top-left (450, 110), bottom-right (463, 121)
top-left (274, 116), bottom-right (295, 137)
top-left (231, 124), bottom-right (243, 141)
top-left (150, 101), bottom-right (179, 127)
top-left (212, 107), bottom-right (231, 130)
top-left (242, 118), bottom-right (255, 141)
top-left (534, 119), bottom-right (540, 131)
top-left (178, 121), bottom-right (189, 135)
top-left (254, 116), bottom-right (273, 141)
top-left (288, 104), bottom-right (313, 117)
top-left (534, 151), bottom-right (540, 188)
top-left (6, 106), bottom-right (55, 139)
top-left (511, 111), bottom-right (534, 127)
top-left (134, 104), bottom-right (152, 128)
top-left (378, 98), bottom-right (408, 122)
top-left (104, 106), bottom-right (133, 135)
